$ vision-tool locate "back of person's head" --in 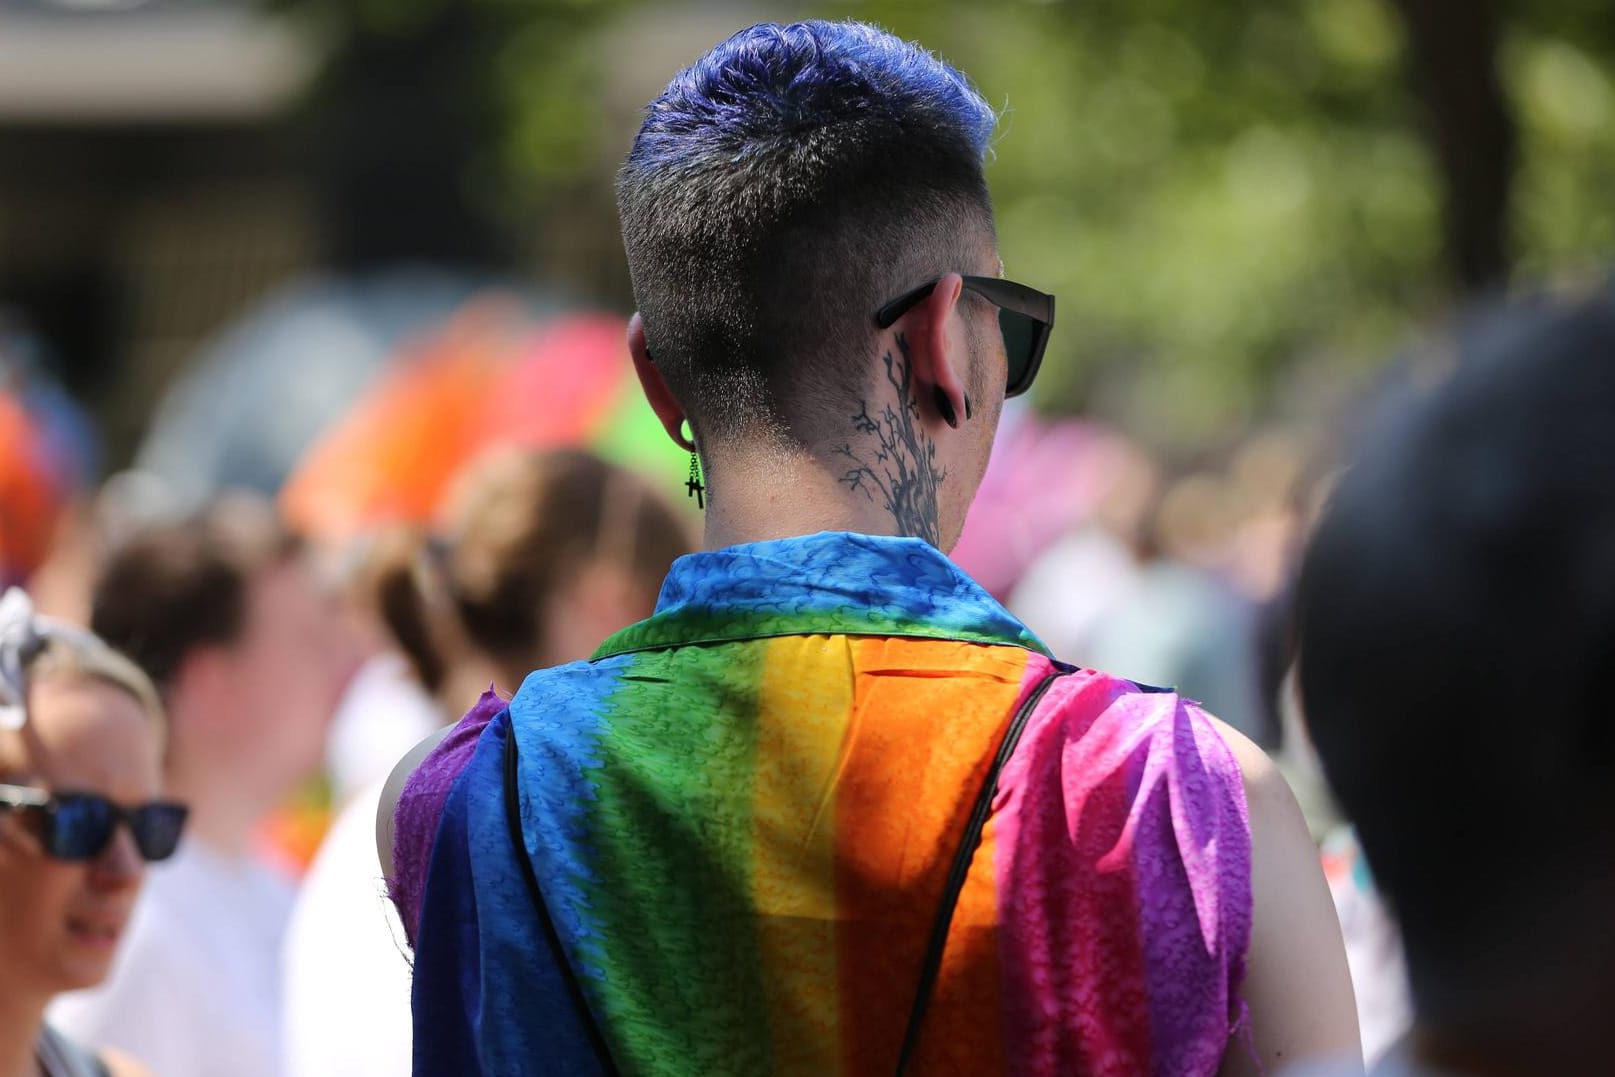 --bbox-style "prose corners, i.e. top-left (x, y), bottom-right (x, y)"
top-left (90, 496), bottom-right (354, 804)
top-left (1296, 289), bottom-right (1615, 1053)
top-left (368, 448), bottom-right (693, 703)
top-left (91, 496), bottom-right (297, 695)
top-left (618, 20), bottom-right (998, 448)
